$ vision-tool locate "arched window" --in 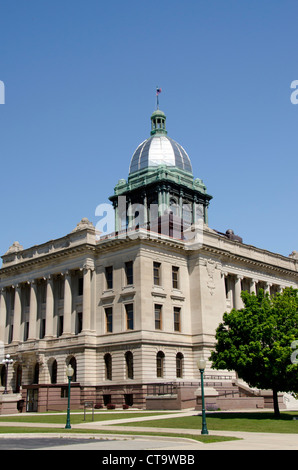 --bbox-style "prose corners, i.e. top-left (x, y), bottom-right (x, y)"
top-left (156, 351), bottom-right (165, 378)
top-left (104, 353), bottom-right (112, 381)
top-left (69, 357), bottom-right (77, 382)
top-left (51, 360), bottom-right (57, 384)
top-left (125, 351), bottom-right (134, 379)
top-left (176, 353), bottom-right (184, 378)
top-left (169, 198), bottom-right (179, 216)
